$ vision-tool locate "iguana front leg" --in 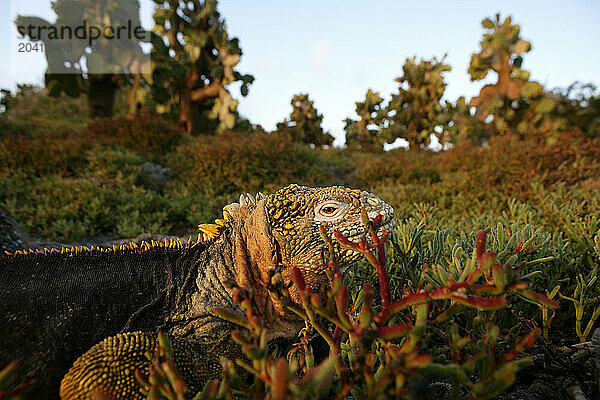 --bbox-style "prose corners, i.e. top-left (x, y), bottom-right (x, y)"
top-left (60, 332), bottom-right (237, 400)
